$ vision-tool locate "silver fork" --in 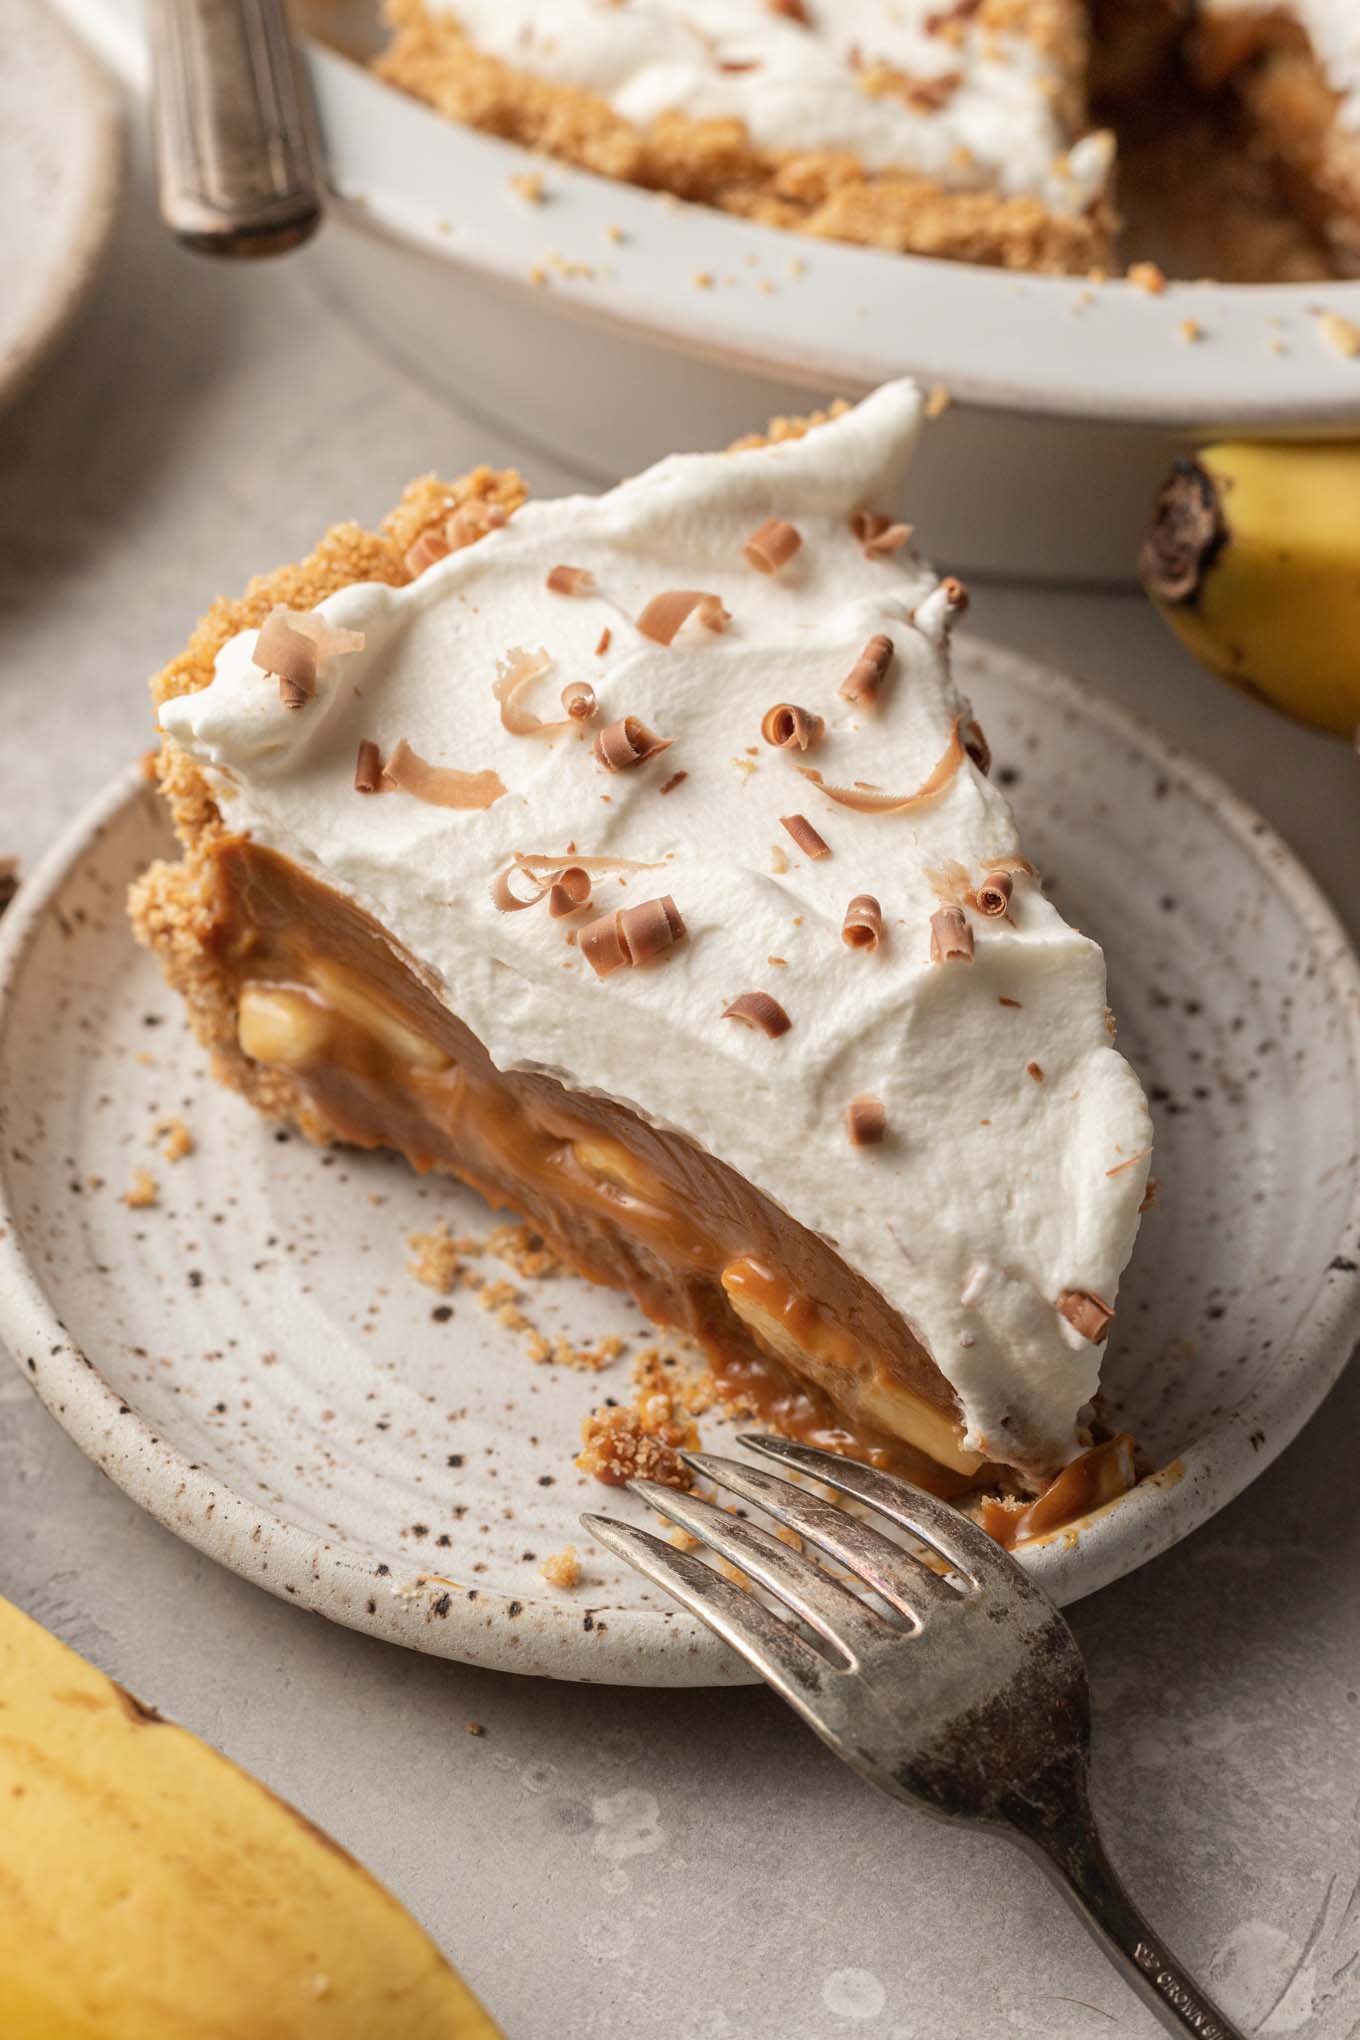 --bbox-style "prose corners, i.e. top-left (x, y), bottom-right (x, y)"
top-left (583, 1434), bottom-right (1246, 2040)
